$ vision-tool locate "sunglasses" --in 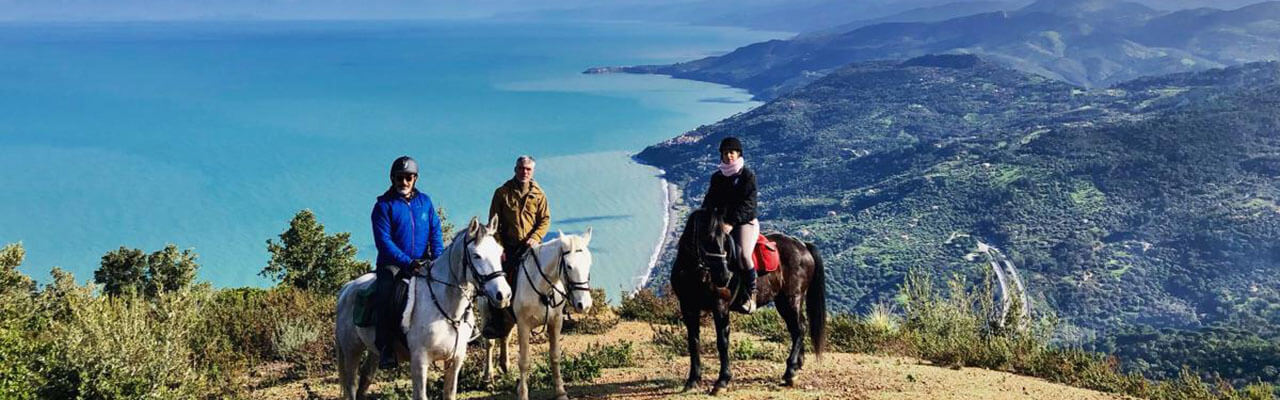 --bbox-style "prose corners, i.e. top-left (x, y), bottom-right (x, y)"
top-left (394, 174), bottom-right (417, 182)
